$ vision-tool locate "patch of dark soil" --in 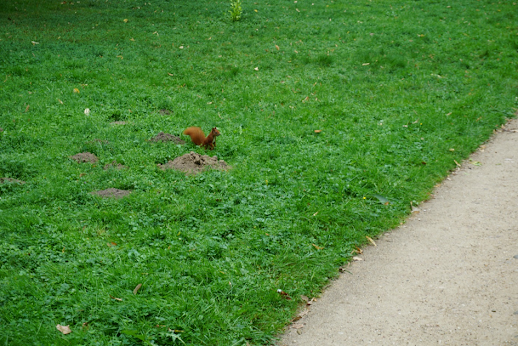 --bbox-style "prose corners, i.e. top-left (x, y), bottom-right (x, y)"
top-left (91, 188), bottom-right (131, 199)
top-left (70, 152), bottom-right (99, 163)
top-left (158, 151), bottom-right (230, 175)
top-left (103, 161), bottom-right (128, 170)
top-left (0, 177), bottom-right (25, 184)
top-left (159, 109), bottom-right (172, 115)
top-left (0, 127), bottom-right (3, 132)
top-left (110, 121), bottom-right (128, 126)
top-left (149, 132), bottom-right (185, 144)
